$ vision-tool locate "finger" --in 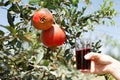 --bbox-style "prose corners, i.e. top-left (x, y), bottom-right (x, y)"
top-left (90, 60), bottom-right (95, 73)
top-left (84, 52), bottom-right (100, 60)
top-left (80, 69), bottom-right (90, 73)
